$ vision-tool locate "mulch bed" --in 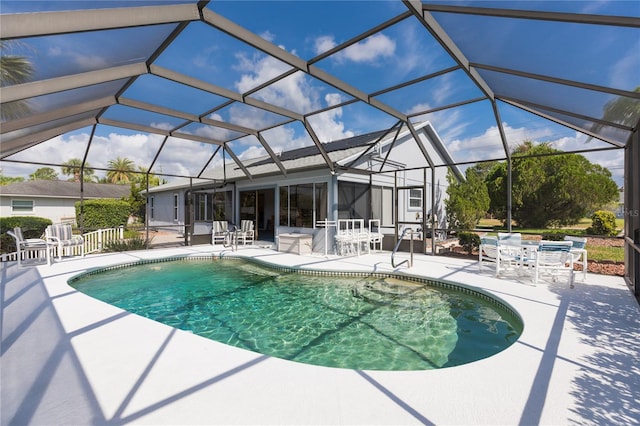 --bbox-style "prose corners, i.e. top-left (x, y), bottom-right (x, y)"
top-left (445, 236), bottom-right (625, 277)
